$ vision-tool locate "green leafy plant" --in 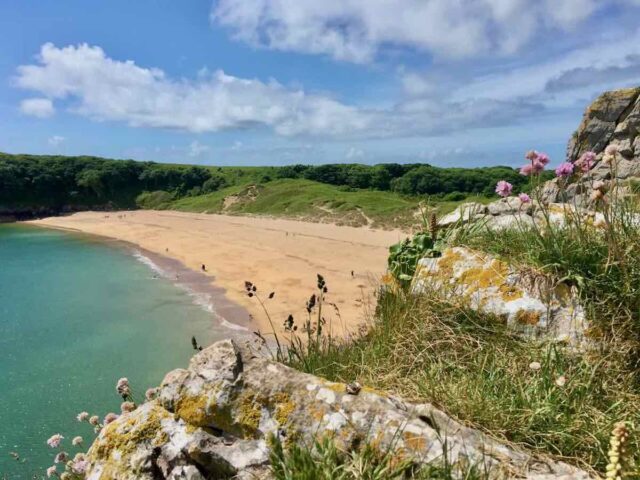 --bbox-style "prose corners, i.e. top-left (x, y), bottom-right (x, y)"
top-left (388, 232), bottom-right (440, 286)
